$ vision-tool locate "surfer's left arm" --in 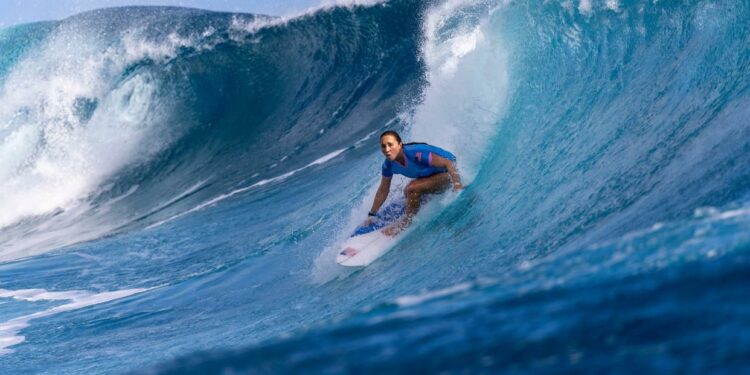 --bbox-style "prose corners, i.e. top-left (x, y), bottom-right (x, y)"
top-left (431, 154), bottom-right (464, 191)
